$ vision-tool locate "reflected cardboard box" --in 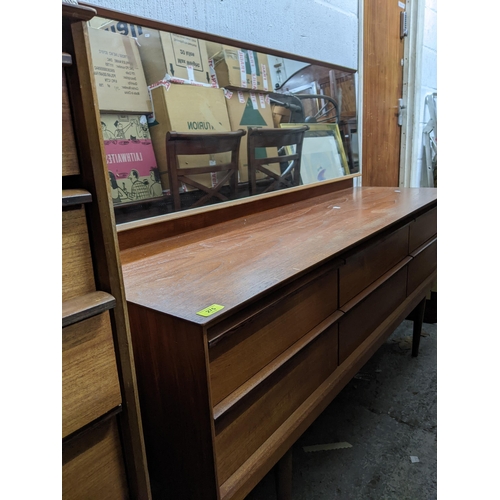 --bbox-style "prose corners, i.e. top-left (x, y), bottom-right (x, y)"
top-left (88, 16), bottom-right (213, 87)
top-left (148, 82), bottom-right (232, 192)
top-left (208, 43), bottom-right (271, 92)
top-left (140, 31), bottom-right (213, 87)
top-left (88, 27), bottom-right (152, 114)
top-left (224, 90), bottom-right (279, 183)
top-left (100, 113), bottom-right (163, 204)
top-left (88, 15), bottom-right (145, 37)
